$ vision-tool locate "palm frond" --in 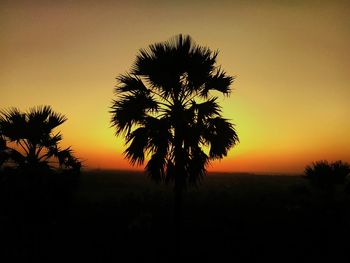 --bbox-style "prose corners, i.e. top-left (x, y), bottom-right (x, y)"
top-left (40, 132), bottom-right (62, 148)
top-left (124, 116), bottom-right (171, 166)
top-left (27, 105), bottom-right (52, 124)
top-left (201, 68), bottom-right (234, 97)
top-left (27, 105), bottom-right (67, 131)
top-left (116, 74), bottom-right (150, 94)
top-left (187, 148), bottom-right (209, 185)
top-left (190, 97), bottom-right (221, 119)
top-left (305, 160), bottom-right (331, 178)
top-left (47, 110), bottom-right (67, 129)
top-left (124, 127), bottom-right (149, 165)
top-left (44, 145), bottom-right (60, 161)
top-left (0, 107), bottom-right (27, 141)
top-left (186, 46), bottom-right (217, 92)
top-left (55, 147), bottom-right (81, 170)
top-left (205, 117), bottom-right (239, 159)
top-left (332, 160), bottom-right (350, 182)
top-left (0, 107), bottom-right (23, 122)
top-left (144, 116), bottom-right (171, 153)
top-left (145, 153), bottom-right (166, 182)
top-left (131, 34), bottom-right (217, 100)
top-left (110, 92), bottom-right (158, 135)
top-left (143, 118), bottom-right (172, 182)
